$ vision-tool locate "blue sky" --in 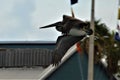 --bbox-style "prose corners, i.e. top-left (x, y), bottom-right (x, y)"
top-left (0, 0), bottom-right (118, 41)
